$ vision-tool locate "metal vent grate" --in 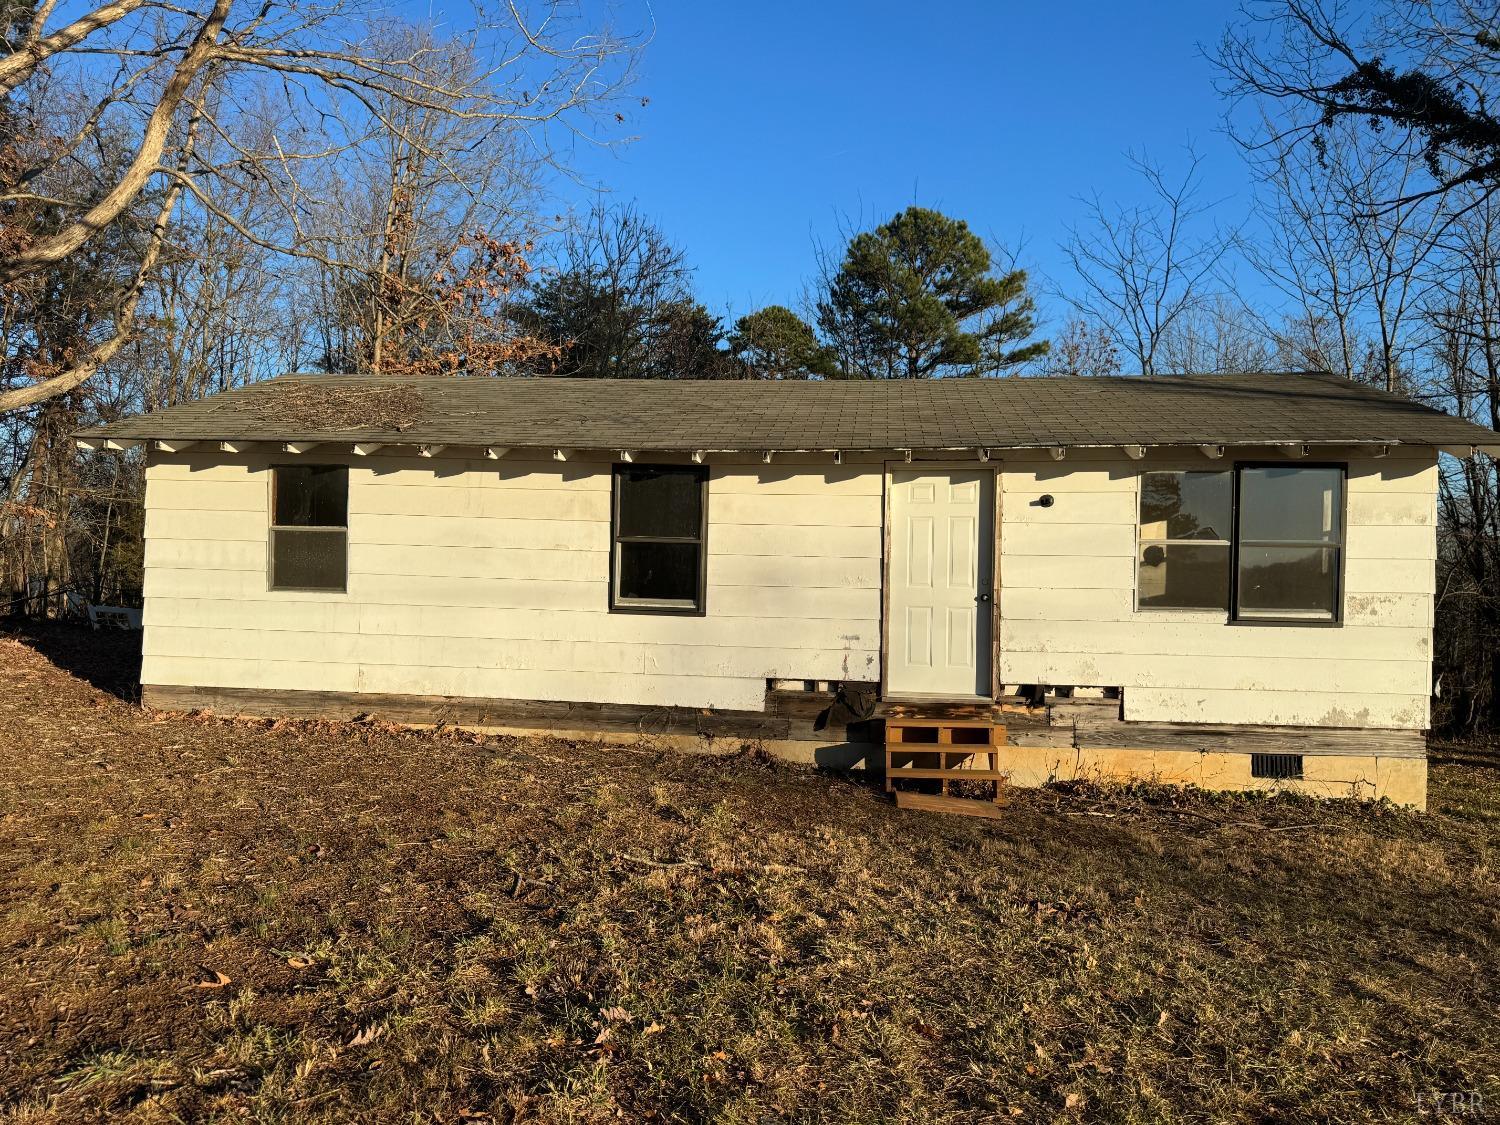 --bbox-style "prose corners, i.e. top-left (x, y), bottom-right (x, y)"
top-left (1251, 753), bottom-right (1304, 780)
